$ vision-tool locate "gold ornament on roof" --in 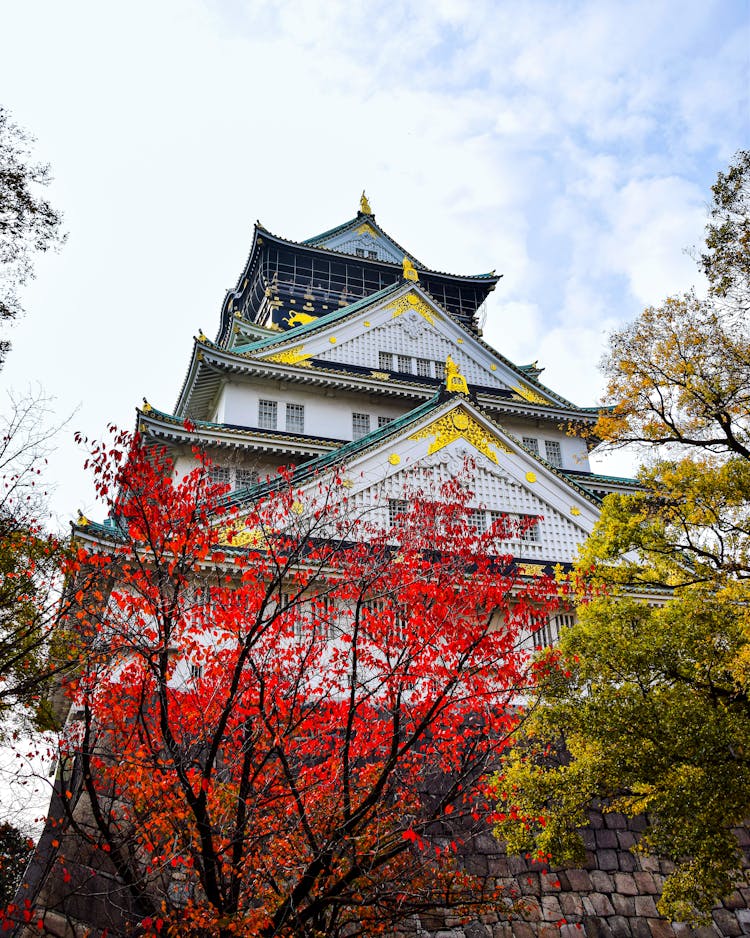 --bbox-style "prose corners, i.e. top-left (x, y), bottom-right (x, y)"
top-left (142, 398), bottom-right (152, 413)
top-left (445, 355), bottom-right (469, 395)
top-left (76, 511), bottom-right (90, 527)
top-left (263, 346), bottom-right (312, 367)
top-left (386, 291), bottom-right (435, 325)
top-left (198, 330), bottom-right (208, 343)
top-left (402, 257), bottom-right (419, 282)
top-left (360, 191), bottom-right (373, 215)
top-left (408, 406), bottom-right (510, 463)
top-left (512, 384), bottom-right (549, 406)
